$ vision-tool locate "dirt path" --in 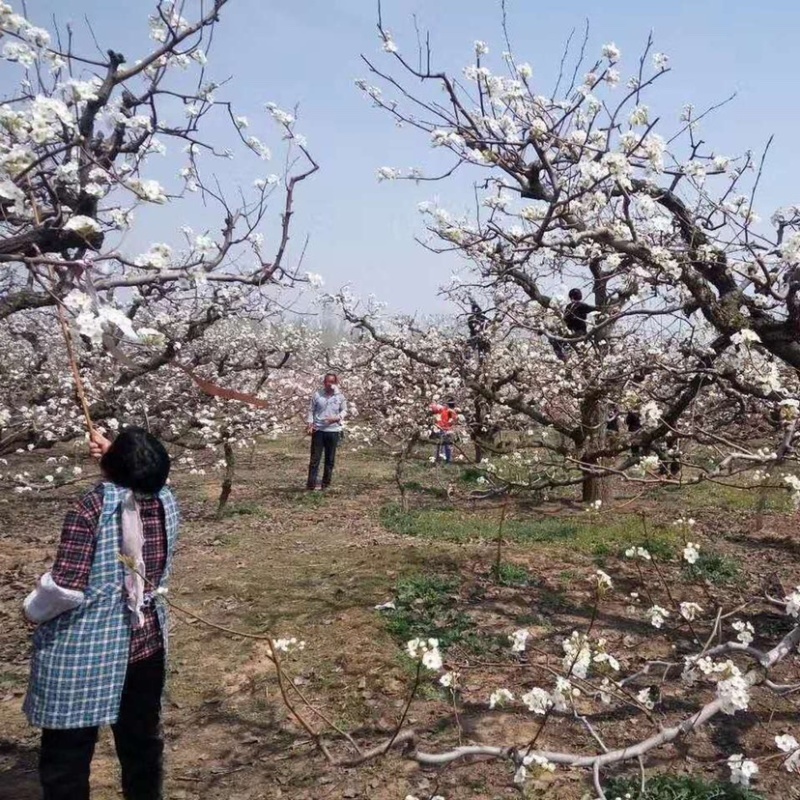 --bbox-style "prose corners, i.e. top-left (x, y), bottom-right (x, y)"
top-left (0, 442), bottom-right (482, 799)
